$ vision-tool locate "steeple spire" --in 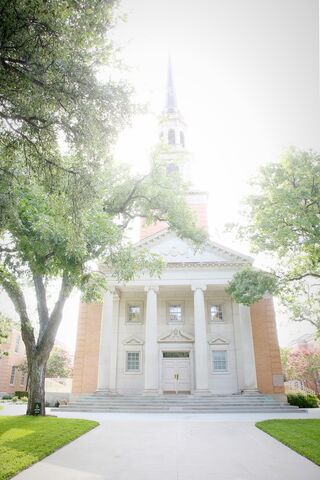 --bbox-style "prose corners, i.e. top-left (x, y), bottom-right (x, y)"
top-left (159, 57), bottom-right (187, 152)
top-left (165, 57), bottom-right (178, 113)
